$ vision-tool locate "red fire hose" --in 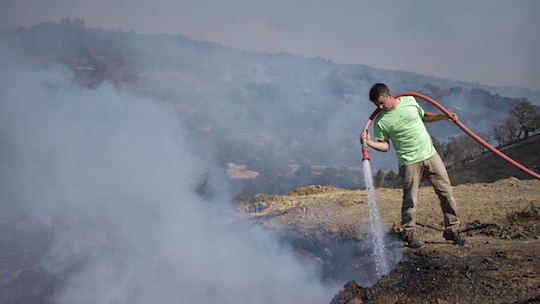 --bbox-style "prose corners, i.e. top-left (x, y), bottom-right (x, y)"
top-left (361, 108), bottom-right (381, 160)
top-left (361, 92), bottom-right (540, 180)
